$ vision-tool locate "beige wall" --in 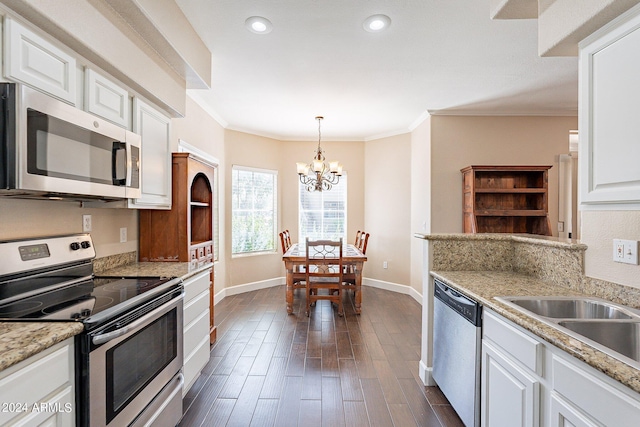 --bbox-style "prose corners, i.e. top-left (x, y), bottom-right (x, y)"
top-left (430, 115), bottom-right (579, 233)
top-left (224, 130), bottom-right (283, 288)
top-left (581, 211), bottom-right (640, 288)
top-left (0, 198), bottom-right (137, 258)
top-left (280, 139), bottom-right (365, 245)
top-left (411, 117), bottom-right (432, 294)
top-left (222, 132), bottom-right (365, 289)
top-left (364, 133), bottom-right (412, 286)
